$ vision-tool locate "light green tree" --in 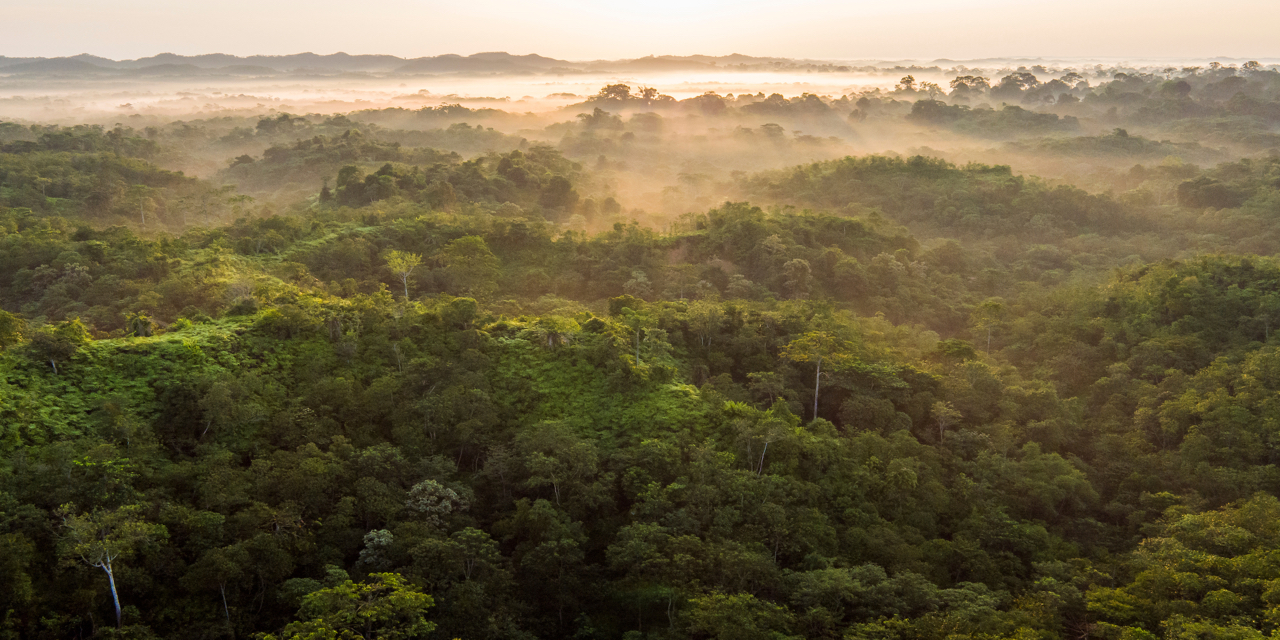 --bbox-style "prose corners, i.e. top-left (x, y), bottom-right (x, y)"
top-left (266, 572), bottom-right (436, 640)
top-left (385, 250), bottom-right (423, 300)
